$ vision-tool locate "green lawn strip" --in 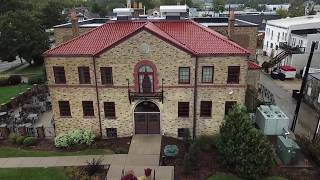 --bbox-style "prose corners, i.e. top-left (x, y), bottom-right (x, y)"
top-left (0, 167), bottom-right (69, 180)
top-left (0, 84), bottom-right (33, 104)
top-left (0, 147), bottom-right (113, 158)
top-left (13, 65), bottom-right (44, 75)
top-left (207, 173), bottom-right (287, 180)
